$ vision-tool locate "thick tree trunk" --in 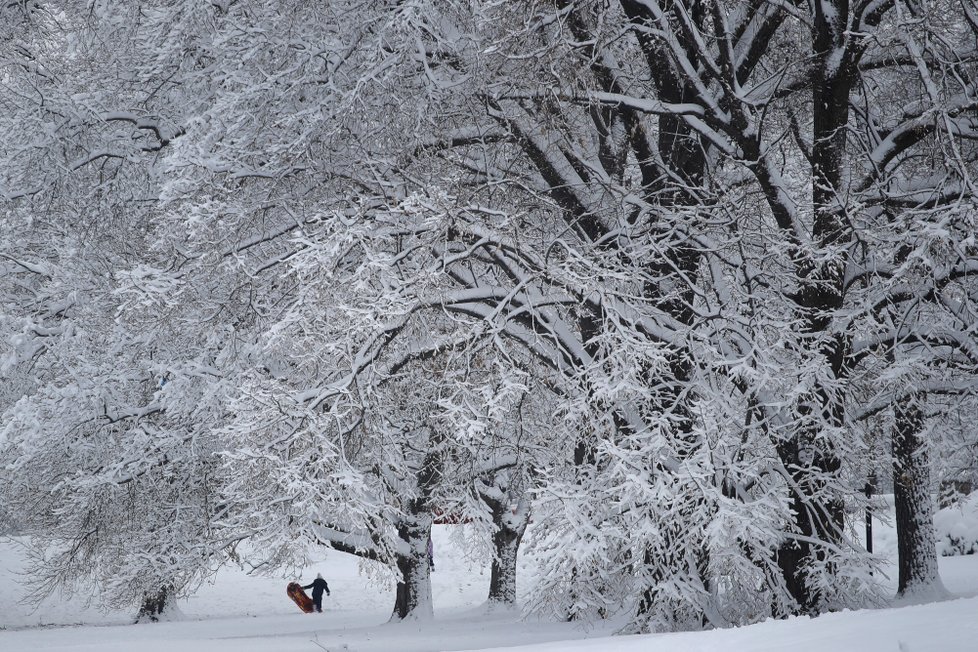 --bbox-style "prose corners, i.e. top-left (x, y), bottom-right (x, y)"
top-left (772, 0), bottom-right (858, 611)
top-left (488, 524), bottom-right (521, 606)
top-left (487, 497), bottom-right (529, 607)
top-left (618, 0), bottom-right (710, 631)
top-left (391, 521), bottom-right (434, 621)
top-left (391, 430), bottom-right (441, 621)
top-left (135, 584), bottom-right (173, 623)
top-left (776, 430), bottom-right (846, 614)
top-left (892, 398), bottom-right (945, 597)
top-left (634, 527), bottom-right (714, 631)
